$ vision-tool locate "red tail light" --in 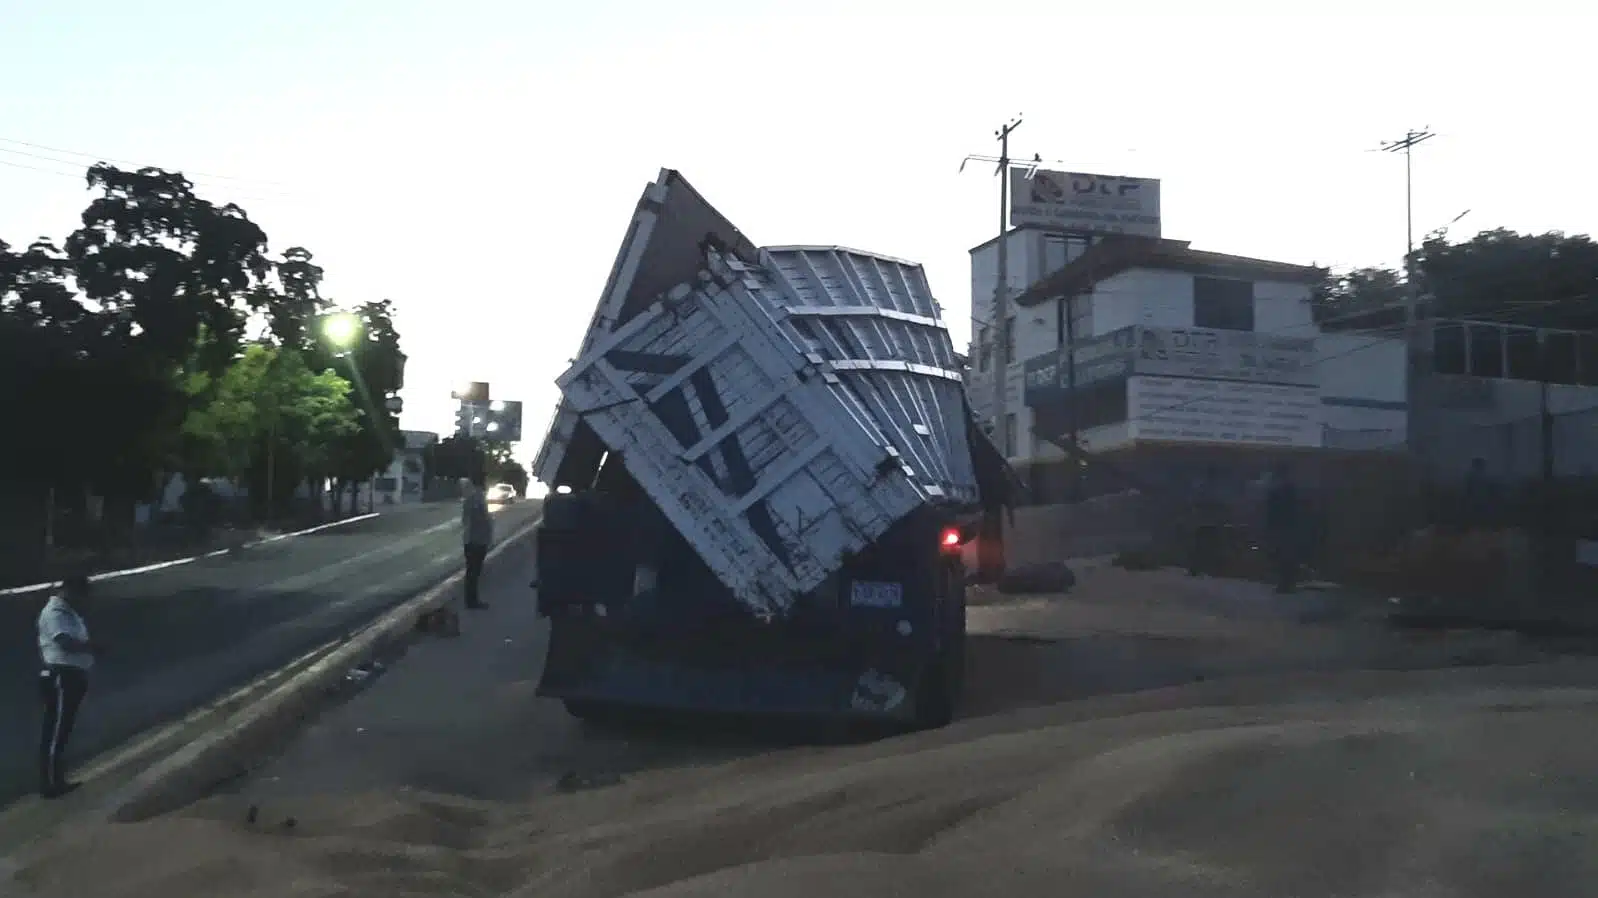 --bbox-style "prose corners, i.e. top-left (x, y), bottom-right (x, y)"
top-left (939, 527), bottom-right (963, 552)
